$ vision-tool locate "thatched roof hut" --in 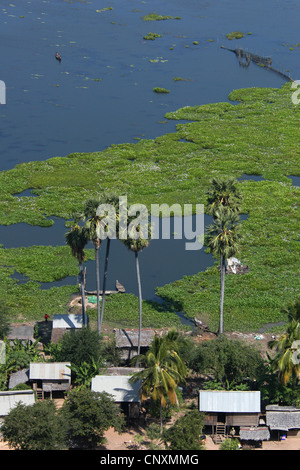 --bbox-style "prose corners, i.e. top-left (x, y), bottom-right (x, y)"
top-left (240, 426), bottom-right (270, 441)
top-left (266, 405), bottom-right (300, 431)
top-left (115, 329), bottom-right (154, 361)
